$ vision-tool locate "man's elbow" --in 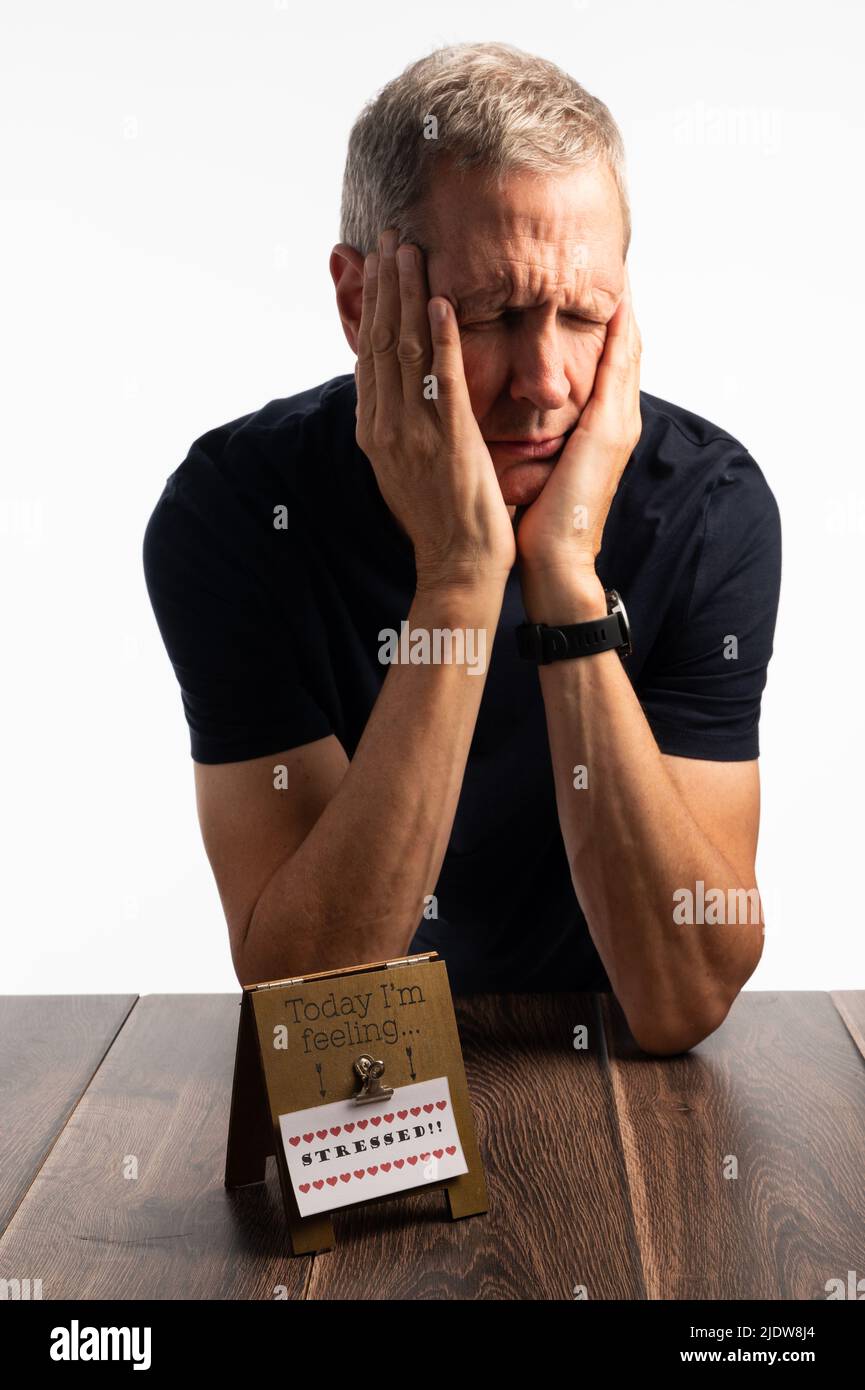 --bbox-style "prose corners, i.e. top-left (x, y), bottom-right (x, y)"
top-left (630, 921), bottom-right (765, 1056)
top-left (630, 1006), bottom-right (727, 1057)
top-left (629, 988), bottom-right (737, 1056)
top-left (632, 976), bottom-right (755, 1056)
